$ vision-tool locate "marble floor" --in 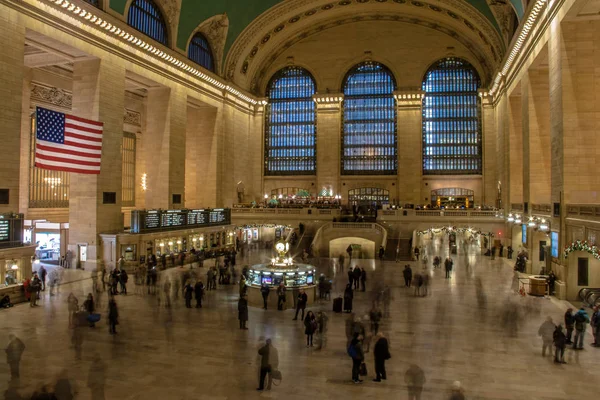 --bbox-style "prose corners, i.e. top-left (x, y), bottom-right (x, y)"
top-left (1, 238), bottom-right (599, 399)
